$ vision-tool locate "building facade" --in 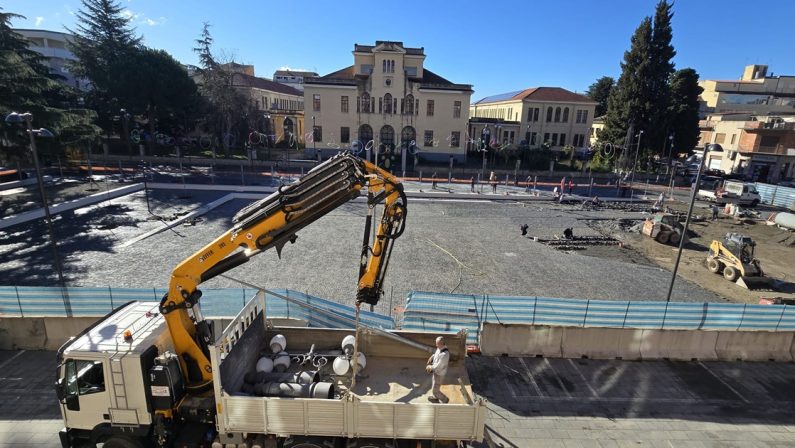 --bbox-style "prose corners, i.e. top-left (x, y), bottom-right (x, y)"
top-left (15, 28), bottom-right (89, 90)
top-left (589, 116), bottom-right (606, 147)
top-left (699, 65), bottom-right (795, 116)
top-left (303, 41), bottom-right (473, 171)
top-left (469, 87), bottom-right (596, 154)
top-left (273, 69), bottom-right (319, 92)
top-left (699, 113), bottom-right (795, 183)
